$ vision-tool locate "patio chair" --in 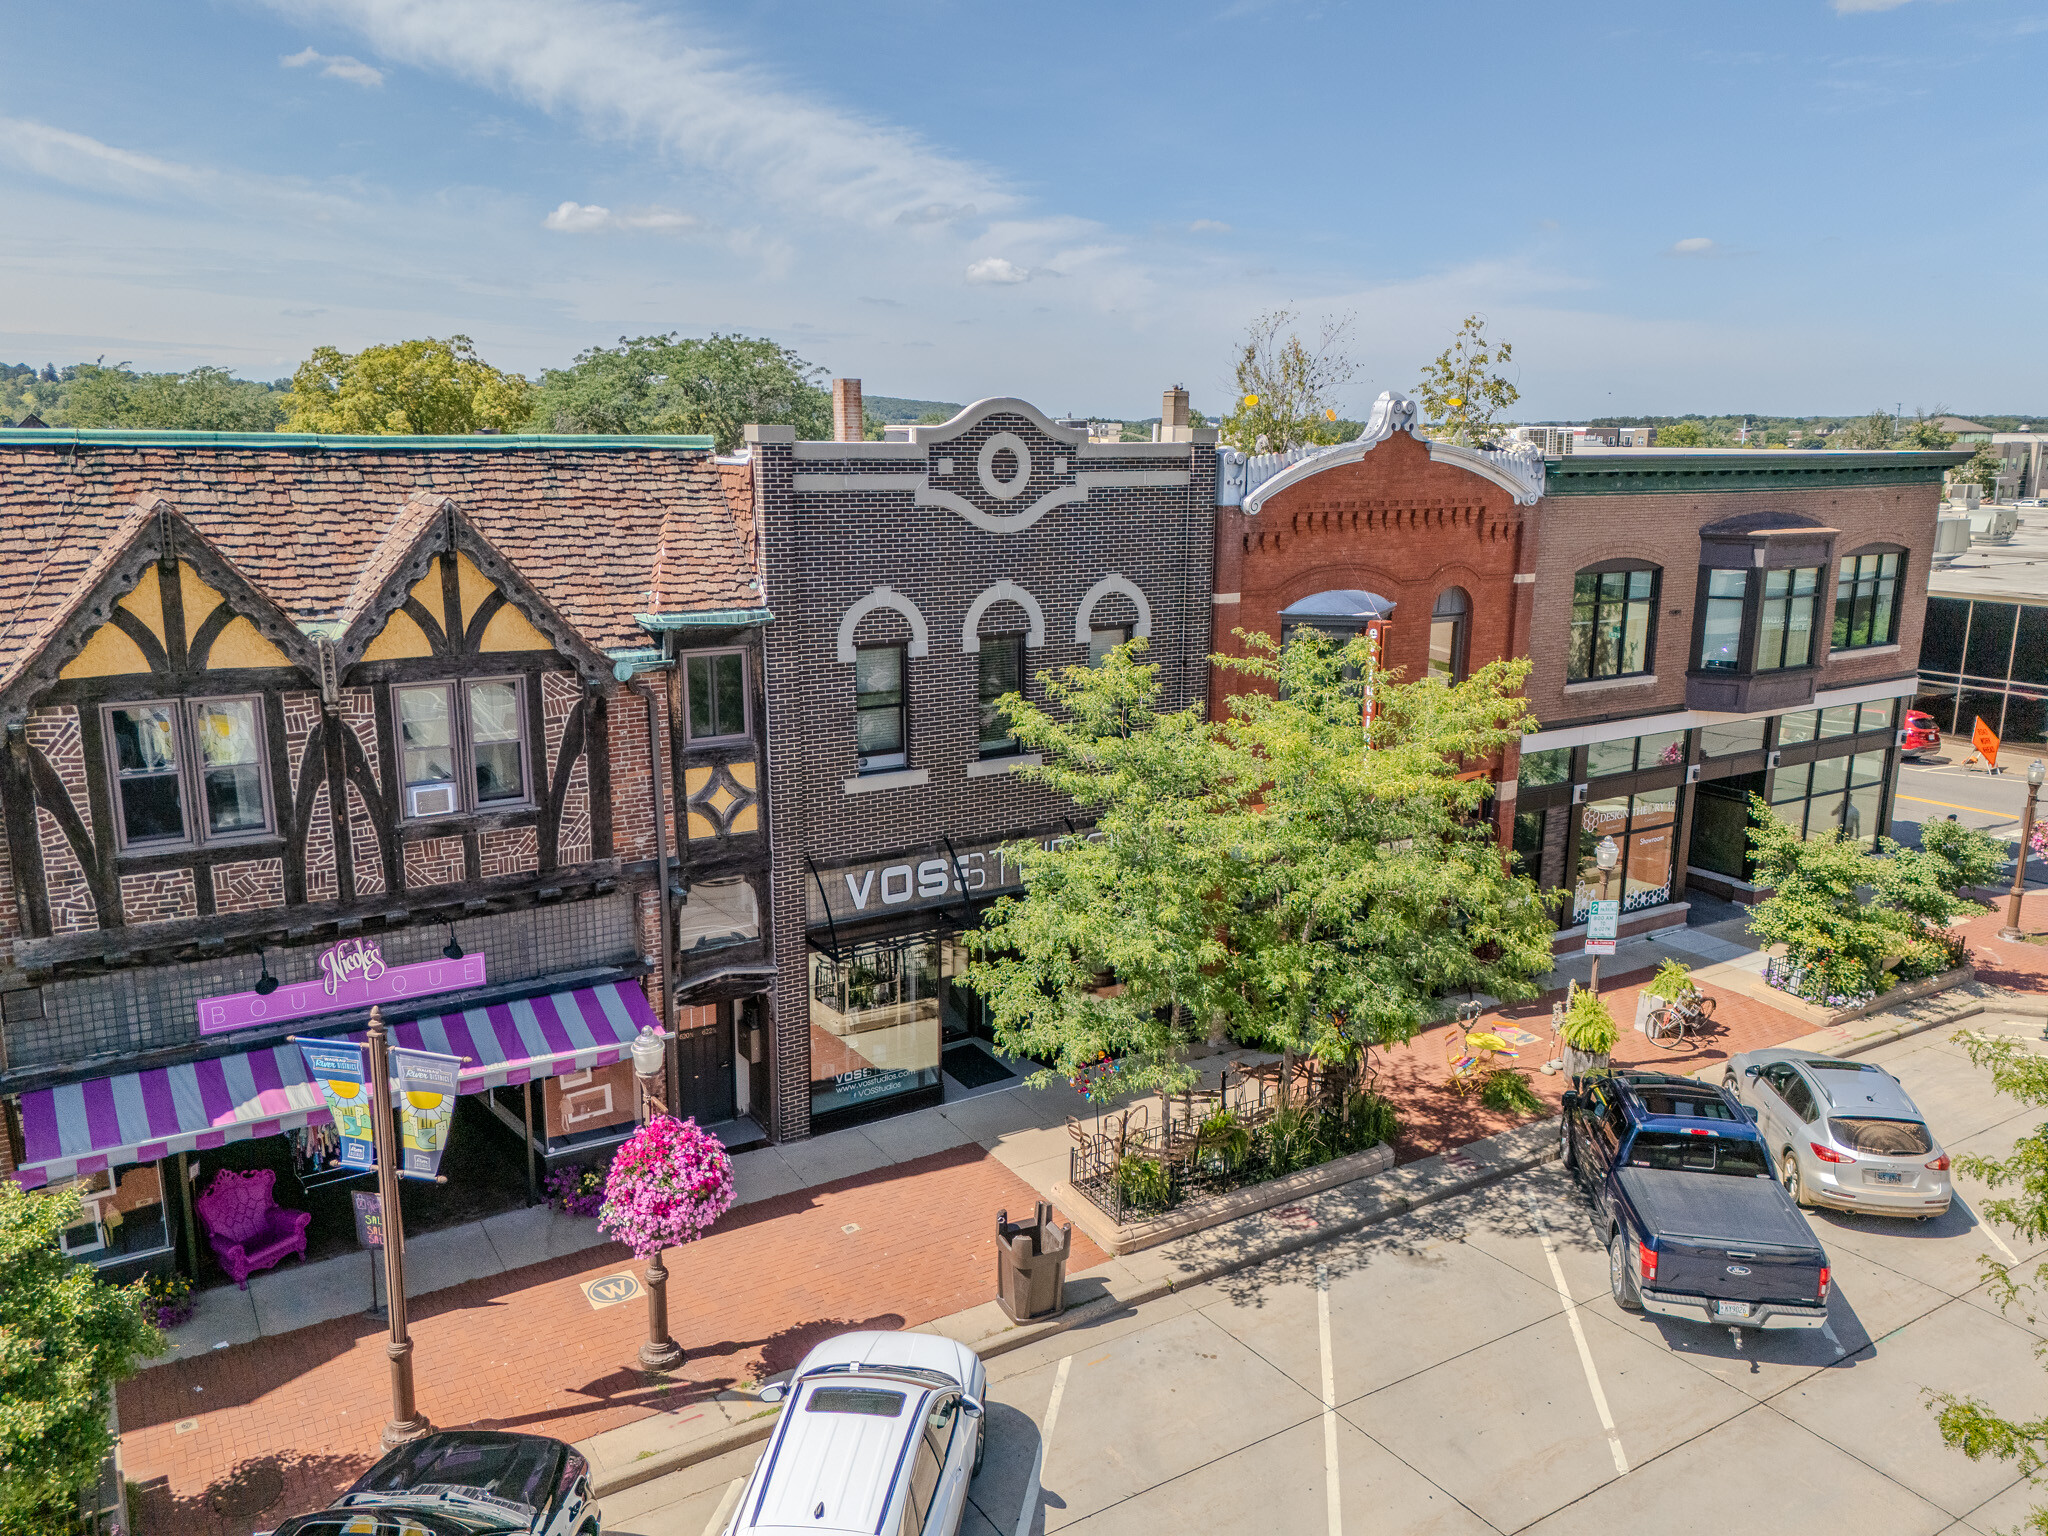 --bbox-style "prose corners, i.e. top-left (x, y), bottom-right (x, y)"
top-left (195, 1168), bottom-right (312, 1289)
